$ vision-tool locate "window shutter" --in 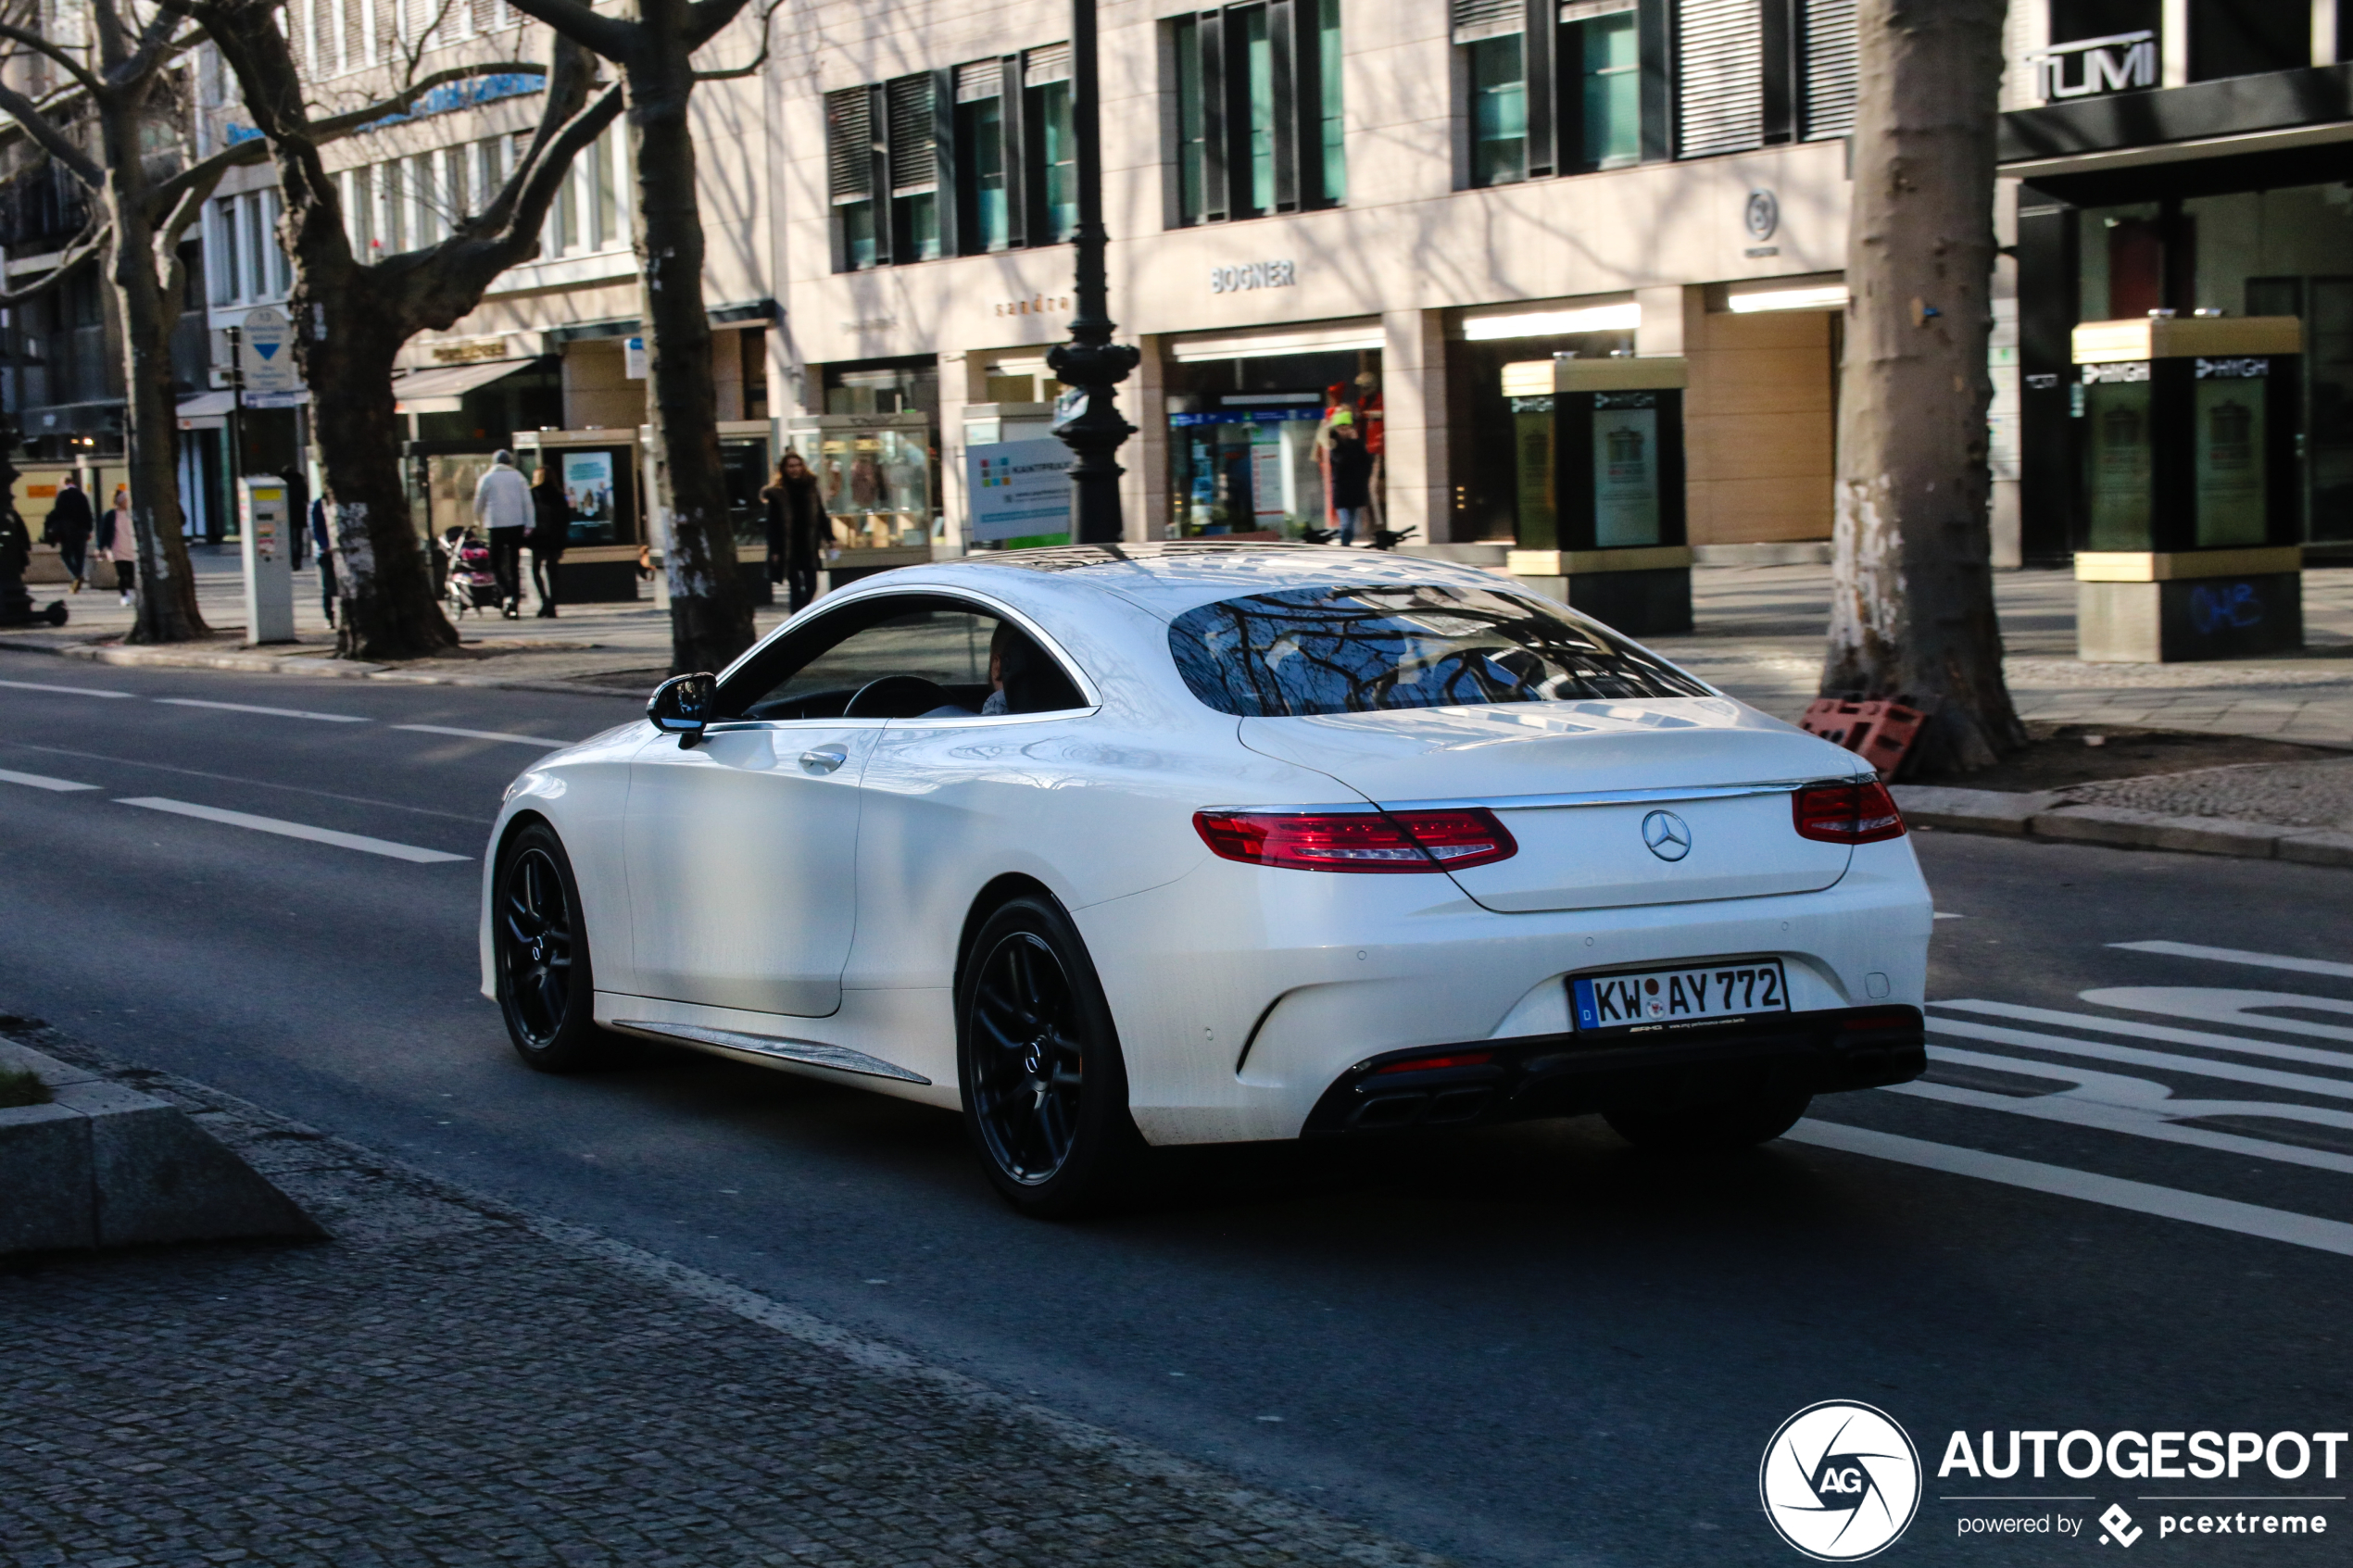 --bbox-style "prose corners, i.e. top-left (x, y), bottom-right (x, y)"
top-left (887, 75), bottom-right (937, 194)
top-left (1798, 0), bottom-right (1856, 140)
top-left (1451, 0), bottom-right (1523, 44)
top-left (825, 87), bottom-right (873, 202)
top-left (1675, 0), bottom-right (1763, 158)
top-left (955, 60), bottom-right (1001, 102)
top-left (1025, 42), bottom-right (1072, 86)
